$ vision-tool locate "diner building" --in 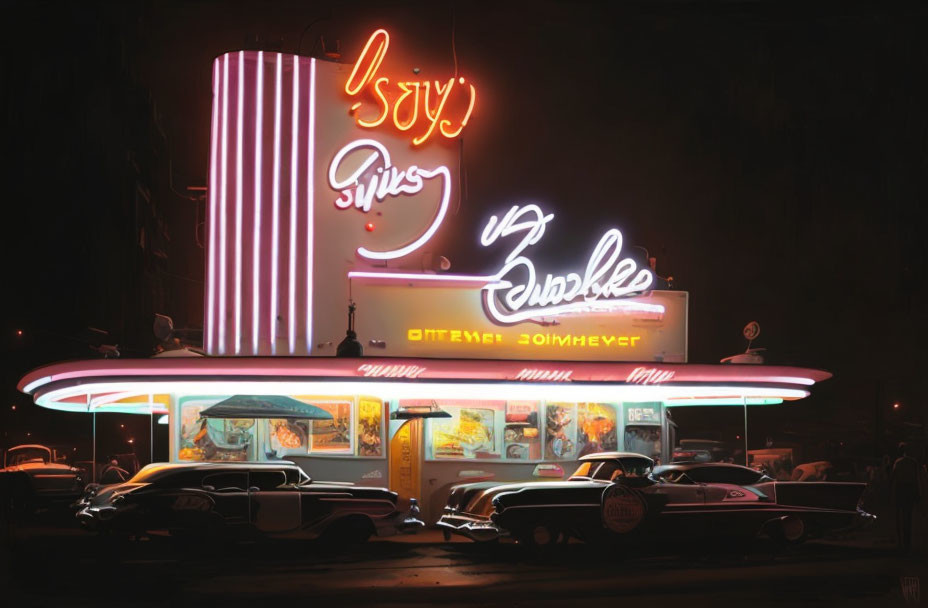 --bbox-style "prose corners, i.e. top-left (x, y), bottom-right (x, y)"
top-left (18, 32), bottom-right (830, 519)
